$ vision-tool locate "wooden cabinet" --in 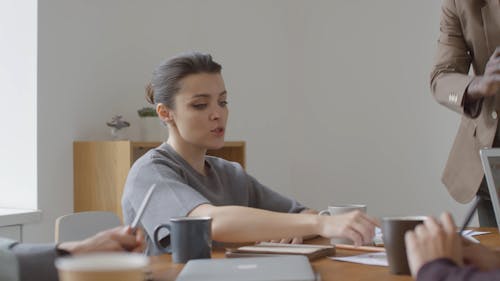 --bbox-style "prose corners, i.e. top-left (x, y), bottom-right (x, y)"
top-left (73, 141), bottom-right (245, 220)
